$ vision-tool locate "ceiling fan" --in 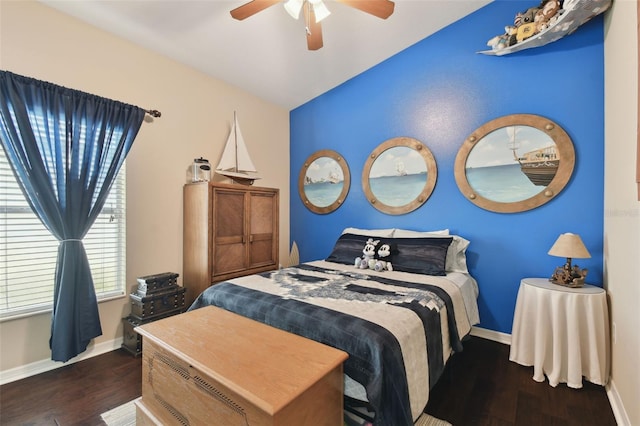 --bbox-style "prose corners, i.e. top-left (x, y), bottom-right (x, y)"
top-left (230, 0), bottom-right (395, 51)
